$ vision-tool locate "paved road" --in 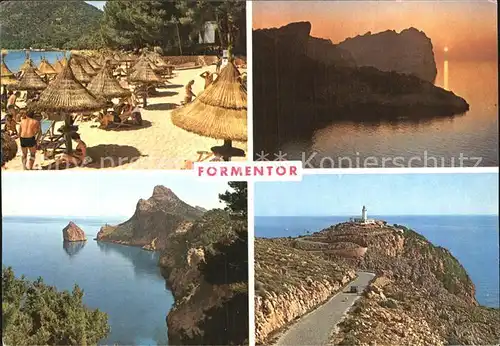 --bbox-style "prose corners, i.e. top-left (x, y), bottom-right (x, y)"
top-left (275, 271), bottom-right (375, 346)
